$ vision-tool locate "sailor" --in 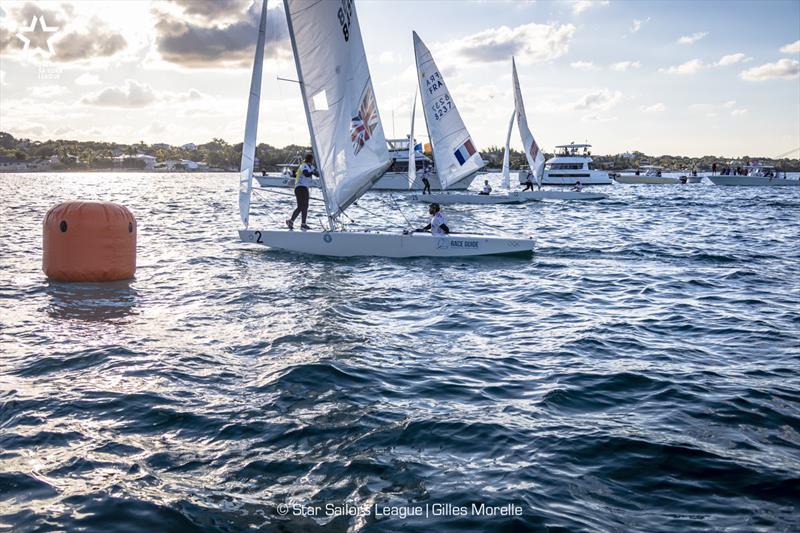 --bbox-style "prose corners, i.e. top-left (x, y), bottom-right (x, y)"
top-left (522, 171), bottom-right (535, 191)
top-left (286, 154), bottom-right (318, 231)
top-left (421, 163), bottom-right (432, 194)
top-left (415, 203), bottom-right (450, 235)
top-left (572, 178), bottom-right (583, 192)
top-left (479, 179), bottom-right (492, 195)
